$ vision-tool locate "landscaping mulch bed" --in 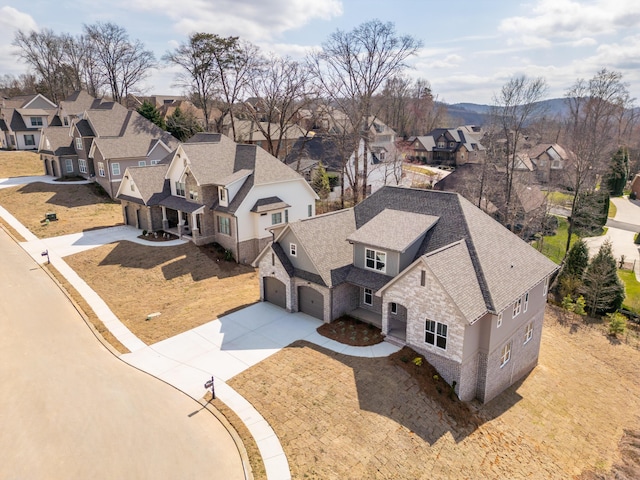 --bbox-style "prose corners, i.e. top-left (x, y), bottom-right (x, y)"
top-left (317, 315), bottom-right (384, 346)
top-left (389, 346), bottom-right (481, 429)
top-left (138, 231), bottom-right (179, 242)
